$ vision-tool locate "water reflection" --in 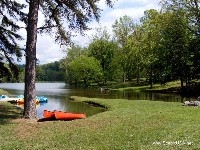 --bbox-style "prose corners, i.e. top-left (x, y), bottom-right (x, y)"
top-left (108, 90), bottom-right (187, 102)
top-left (12, 101), bottom-right (47, 110)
